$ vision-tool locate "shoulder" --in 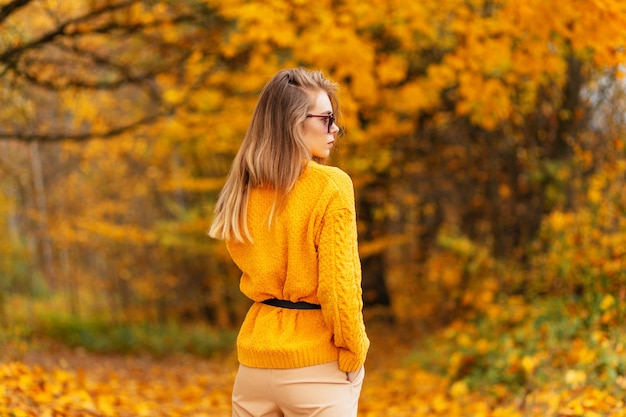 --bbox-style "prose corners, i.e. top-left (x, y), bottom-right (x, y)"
top-left (304, 161), bottom-right (354, 193)
top-left (300, 162), bottom-right (356, 211)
